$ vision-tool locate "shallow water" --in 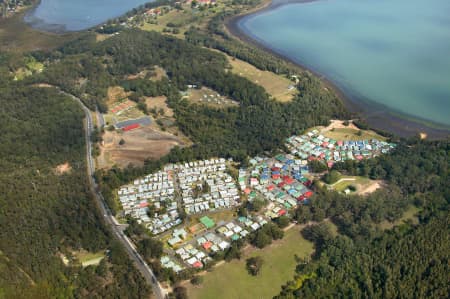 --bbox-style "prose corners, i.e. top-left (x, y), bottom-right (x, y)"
top-left (239, 0), bottom-right (450, 127)
top-left (25, 0), bottom-right (153, 32)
